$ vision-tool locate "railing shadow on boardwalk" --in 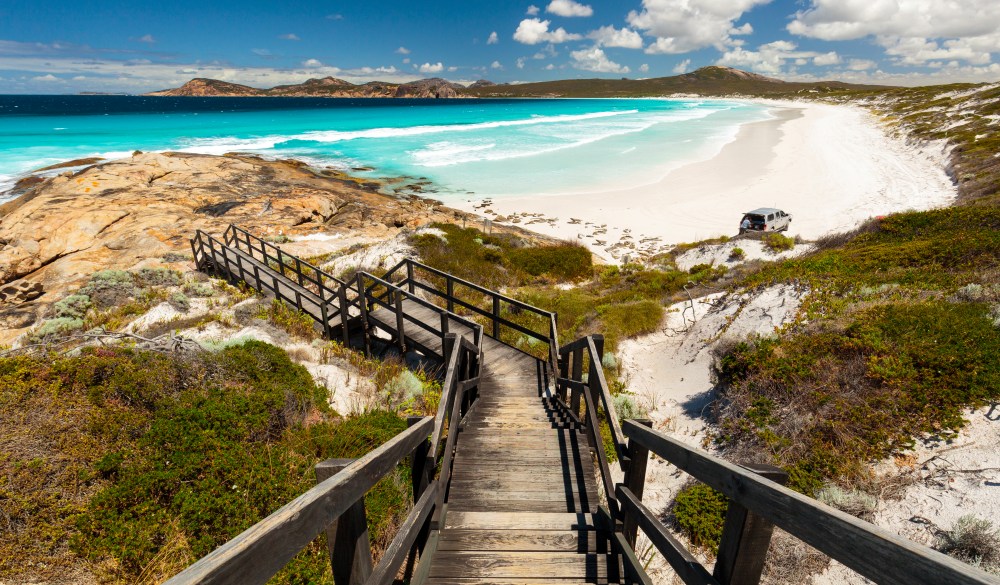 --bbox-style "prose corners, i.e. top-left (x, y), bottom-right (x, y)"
top-left (173, 225), bottom-right (1000, 585)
